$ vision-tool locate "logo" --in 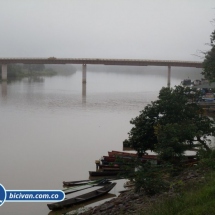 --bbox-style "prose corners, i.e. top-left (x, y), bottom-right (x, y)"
top-left (0, 184), bottom-right (6, 206)
top-left (0, 183), bottom-right (64, 206)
